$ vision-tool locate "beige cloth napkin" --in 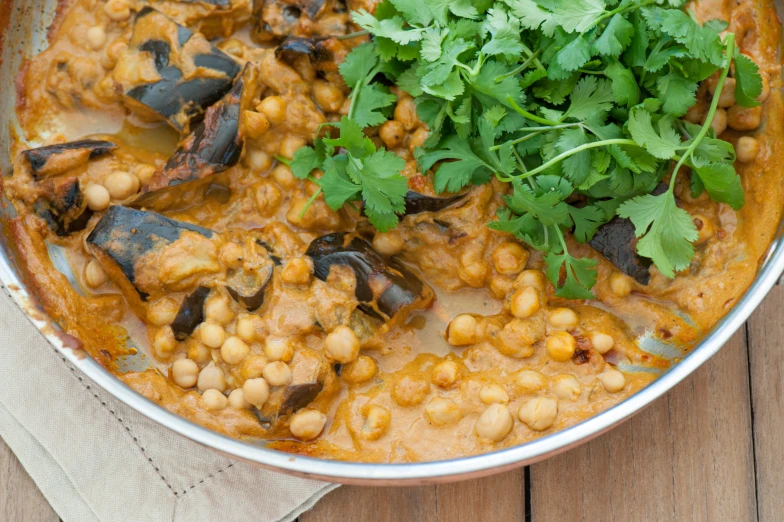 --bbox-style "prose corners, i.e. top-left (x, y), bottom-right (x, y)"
top-left (0, 285), bottom-right (338, 522)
